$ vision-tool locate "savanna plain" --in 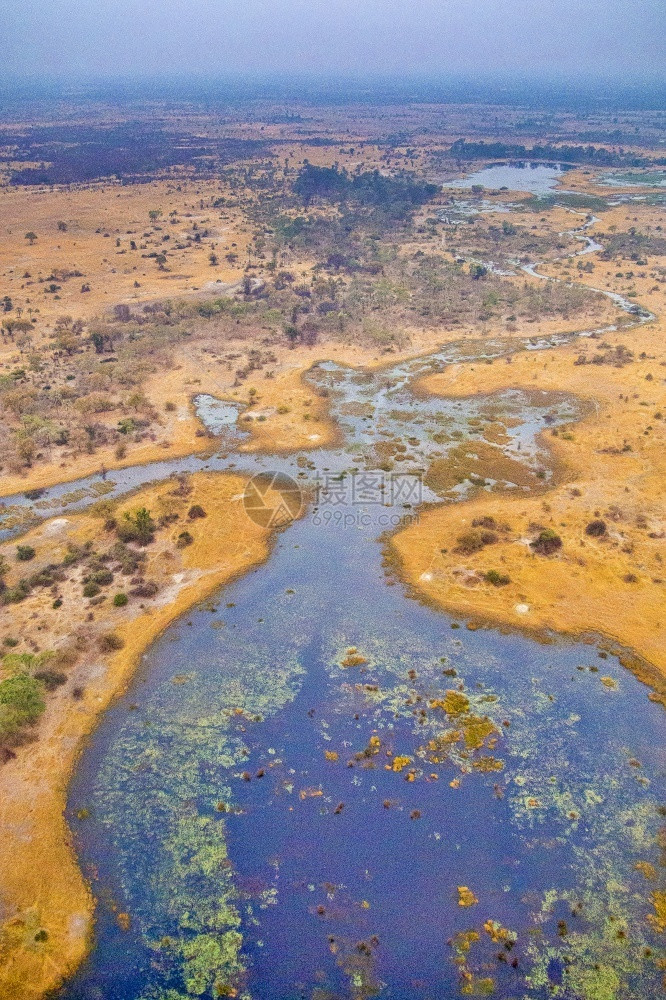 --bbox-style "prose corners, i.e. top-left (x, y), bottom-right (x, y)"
top-left (0, 90), bottom-right (665, 1000)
